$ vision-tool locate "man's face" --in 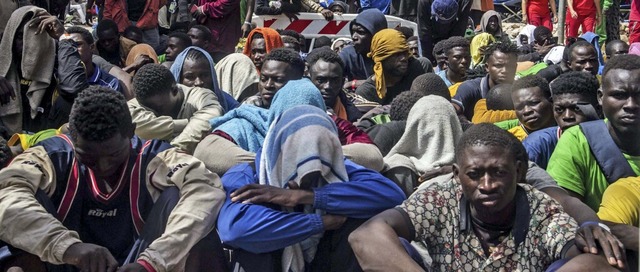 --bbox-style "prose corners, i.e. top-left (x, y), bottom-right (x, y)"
top-left (599, 68), bottom-right (640, 134)
top-left (569, 46), bottom-right (599, 75)
top-left (181, 58), bottom-right (213, 90)
top-left (333, 40), bottom-right (348, 53)
top-left (310, 60), bottom-right (344, 107)
top-left (486, 16), bottom-right (499, 34)
top-left (607, 43), bottom-right (629, 59)
top-left (188, 28), bottom-right (209, 49)
top-left (553, 93), bottom-right (593, 131)
top-left (74, 132), bottom-right (131, 180)
top-left (486, 51), bottom-right (517, 85)
top-left (98, 29), bottom-right (119, 53)
top-left (330, 5), bottom-right (344, 13)
top-left (139, 86), bottom-right (182, 118)
top-left (283, 42), bottom-right (301, 53)
top-left (250, 38), bottom-right (267, 70)
top-left (381, 52), bottom-right (409, 77)
top-left (260, 60), bottom-right (292, 108)
top-left (447, 46), bottom-right (471, 76)
top-left (455, 145), bottom-right (520, 215)
top-left (519, 35), bottom-right (528, 45)
top-left (407, 40), bottom-right (419, 58)
top-left (351, 24), bottom-right (373, 54)
top-left (12, 24), bottom-right (25, 61)
top-left (165, 37), bottom-right (188, 61)
top-left (512, 87), bottom-right (554, 132)
top-left (69, 33), bottom-right (94, 67)
top-left (436, 52), bottom-right (448, 71)
top-left (535, 34), bottom-right (552, 46)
